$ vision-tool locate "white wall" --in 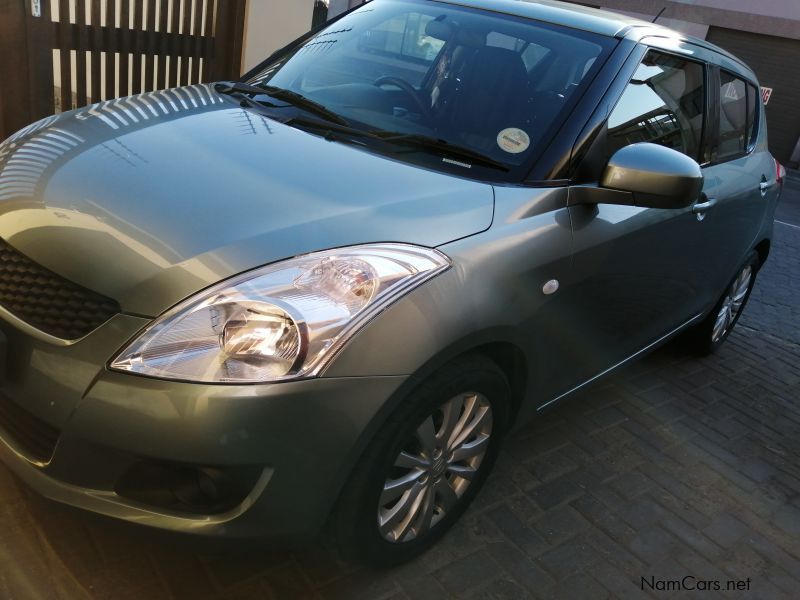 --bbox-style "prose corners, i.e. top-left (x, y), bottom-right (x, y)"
top-left (241, 0), bottom-right (315, 73)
